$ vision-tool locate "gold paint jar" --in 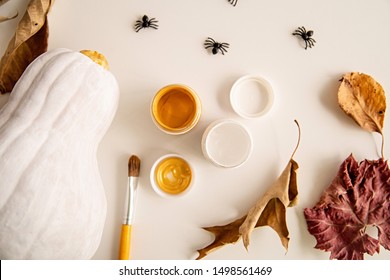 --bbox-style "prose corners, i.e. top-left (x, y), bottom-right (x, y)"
top-left (151, 84), bottom-right (201, 135)
top-left (150, 154), bottom-right (194, 198)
